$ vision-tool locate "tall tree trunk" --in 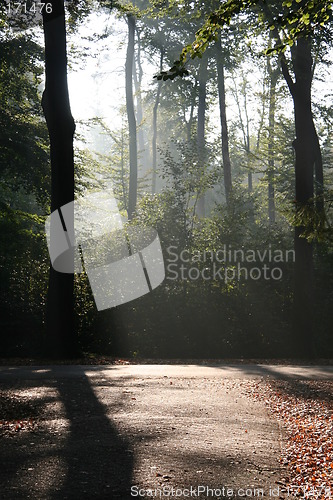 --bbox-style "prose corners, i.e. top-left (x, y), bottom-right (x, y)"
top-left (216, 37), bottom-right (232, 203)
top-left (261, 3), bottom-right (324, 355)
top-left (313, 105), bottom-right (324, 213)
top-left (245, 100), bottom-right (252, 194)
top-left (267, 54), bottom-right (279, 225)
top-left (247, 172), bottom-right (252, 192)
top-left (185, 81), bottom-right (197, 142)
top-left (121, 122), bottom-right (128, 210)
top-left (126, 14), bottom-right (137, 219)
top-left (293, 39), bottom-right (315, 356)
top-left (152, 47), bottom-right (164, 194)
top-left (196, 56), bottom-right (208, 218)
top-left (42, 0), bottom-right (77, 358)
top-left (133, 27), bottom-right (147, 178)
top-left (232, 71), bottom-right (252, 194)
top-left (280, 37), bottom-right (321, 356)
